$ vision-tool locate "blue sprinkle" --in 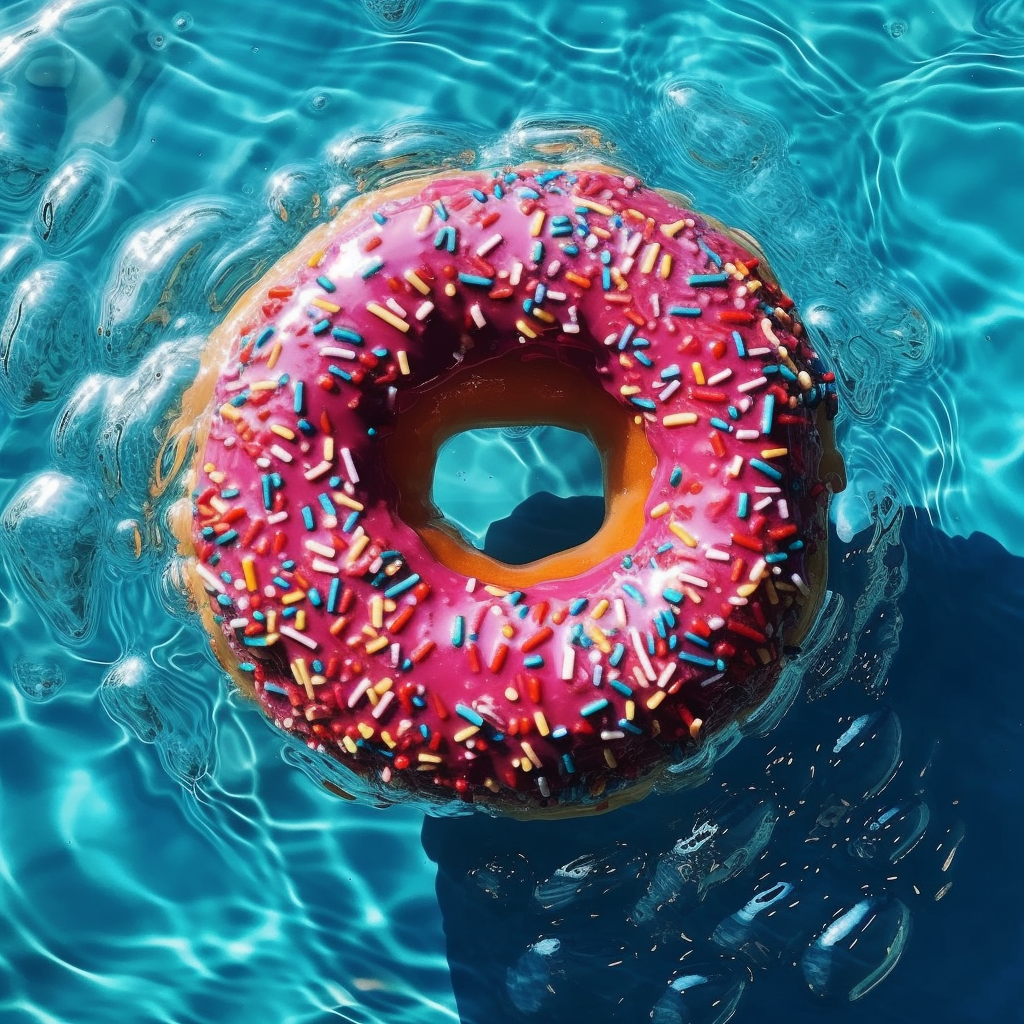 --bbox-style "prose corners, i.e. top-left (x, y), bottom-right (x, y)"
top-left (215, 529), bottom-right (238, 546)
top-left (622, 583), bottom-right (646, 605)
top-left (679, 652), bottom-right (717, 668)
top-left (621, 555), bottom-right (633, 569)
top-left (316, 276), bottom-right (336, 293)
top-left (738, 493), bottom-right (750, 518)
top-left (332, 327), bottom-right (364, 344)
top-left (372, 211), bottom-right (387, 224)
top-left (327, 578), bottom-right (340, 614)
top-left (602, 267), bottom-right (611, 290)
top-left (684, 631), bottom-right (711, 649)
top-left (581, 698), bottom-right (609, 717)
top-left (710, 417), bottom-right (732, 432)
top-left (663, 587), bottom-right (684, 604)
top-left (301, 506), bottom-right (315, 531)
top-left (733, 330), bottom-right (747, 357)
top-left (328, 365), bottom-right (352, 382)
top-left (524, 655), bottom-right (545, 669)
top-left (536, 170), bottom-right (563, 184)
top-left (312, 318), bottom-right (331, 335)
top-left (308, 588), bottom-right (323, 608)
top-left (698, 239), bottom-right (723, 268)
top-left (517, 187), bottom-right (541, 199)
top-left (256, 325), bottom-right (275, 347)
top-left (456, 703), bottom-right (484, 726)
top-left (610, 643), bottom-right (626, 667)
top-left (610, 680), bottom-right (633, 699)
top-left (458, 273), bottom-right (494, 287)
top-left (281, 560), bottom-right (295, 570)
top-left (688, 273), bottom-right (729, 286)
top-left (272, 575), bottom-right (290, 589)
top-left (264, 682), bottom-right (288, 696)
top-left (751, 458), bottom-right (783, 481)
top-left (670, 466), bottom-right (683, 487)
top-left (506, 591), bottom-right (524, 607)
top-left (220, 487), bottom-right (239, 499)
top-left (216, 594), bottom-right (232, 607)
top-left (569, 598), bottom-right (588, 615)
top-left (361, 259), bottom-right (384, 279)
top-left (762, 394), bottom-right (776, 434)
top-left (551, 726), bottom-right (569, 740)
top-left (766, 552), bottom-right (788, 563)
top-left (661, 364), bottom-right (681, 380)
top-left (342, 510), bottom-right (360, 532)
top-left (385, 574), bottom-right (421, 599)
top-left (630, 397), bottom-right (657, 411)
top-left (229, 392), bottom-right (249, 407)
top-left (261, 476), bottom-right (272, 510)
top-left (318, 493), bottom-right (336, 515)
top-left (293, 382), bottom-right (305, 415)
top-left (561, 753), bottom-right (576, 774)
top-left (433, 199), bottom-right (448, 220)
top-left (532, 241), bottom-right (544, 263)
top-left (471, 189), bottom-right (487, 203)
top-left (669, 306), bottom-right (702, 317)
top-left (618, 719), bottom-right (644, 735)
top-left (451, 615), bottom-right (465, 648)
